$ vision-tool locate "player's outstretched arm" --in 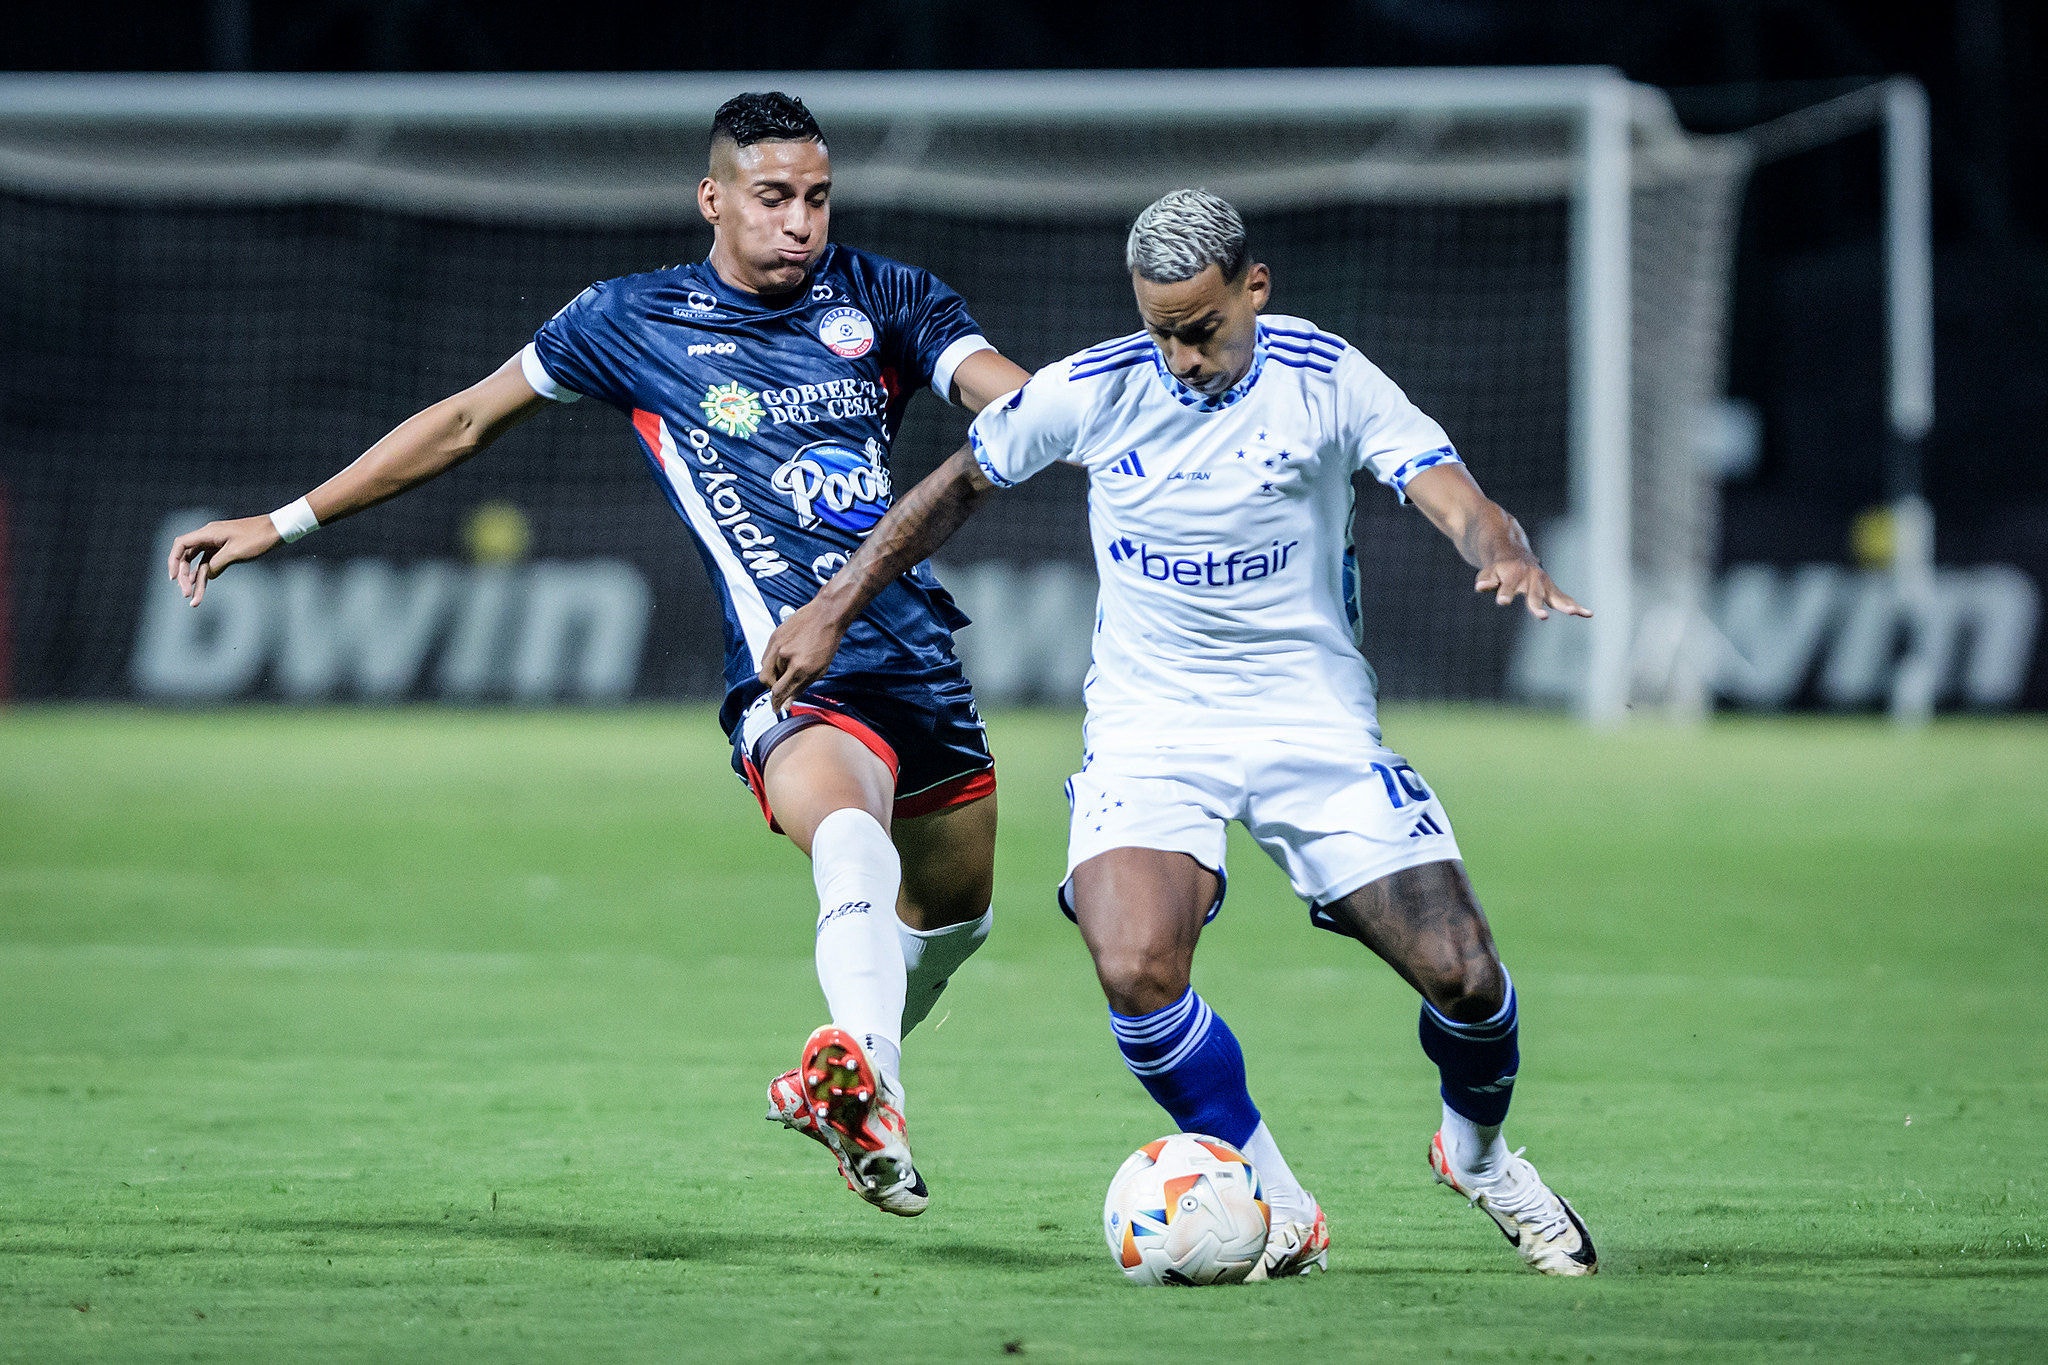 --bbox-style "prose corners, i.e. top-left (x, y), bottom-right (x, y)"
top-left (760, 443), bottom-right (999, 710)
top-left (947, 349), bottom-right (1032, 414)
top-left (167, 357), bottom-right (548, 606)
top-left (1404, 462), bottom-right (1591, 621)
